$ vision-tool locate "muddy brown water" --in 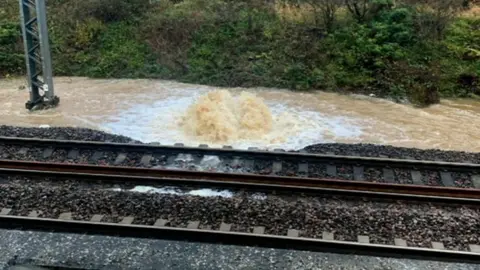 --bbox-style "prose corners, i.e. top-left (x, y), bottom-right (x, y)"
top-left (1, 77), bottom-right (479, 151)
